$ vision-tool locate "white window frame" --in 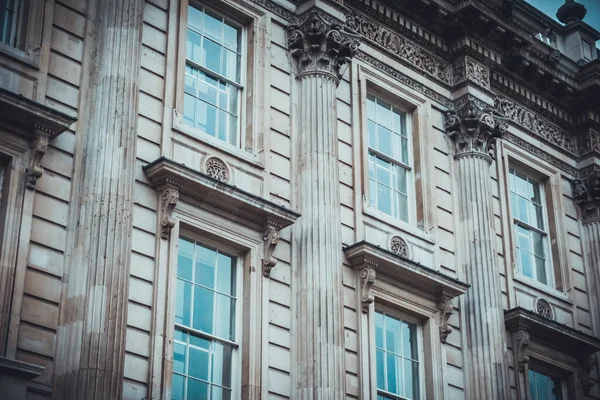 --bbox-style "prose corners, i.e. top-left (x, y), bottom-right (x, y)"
top-left (171, 235), bottom-right (243, 400)
top-left (374, 305), bottom-right (425, 400)
top-left (508, 166), bottom-right (554, 288)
